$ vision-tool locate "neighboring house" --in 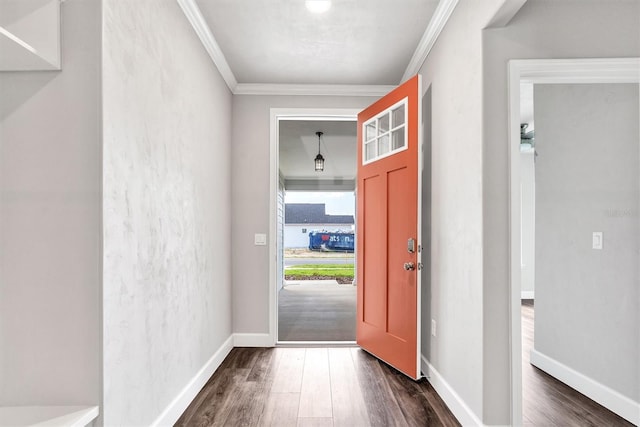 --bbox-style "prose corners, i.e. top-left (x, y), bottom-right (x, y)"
top-left (284, 203), bottom-right (354, 248)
